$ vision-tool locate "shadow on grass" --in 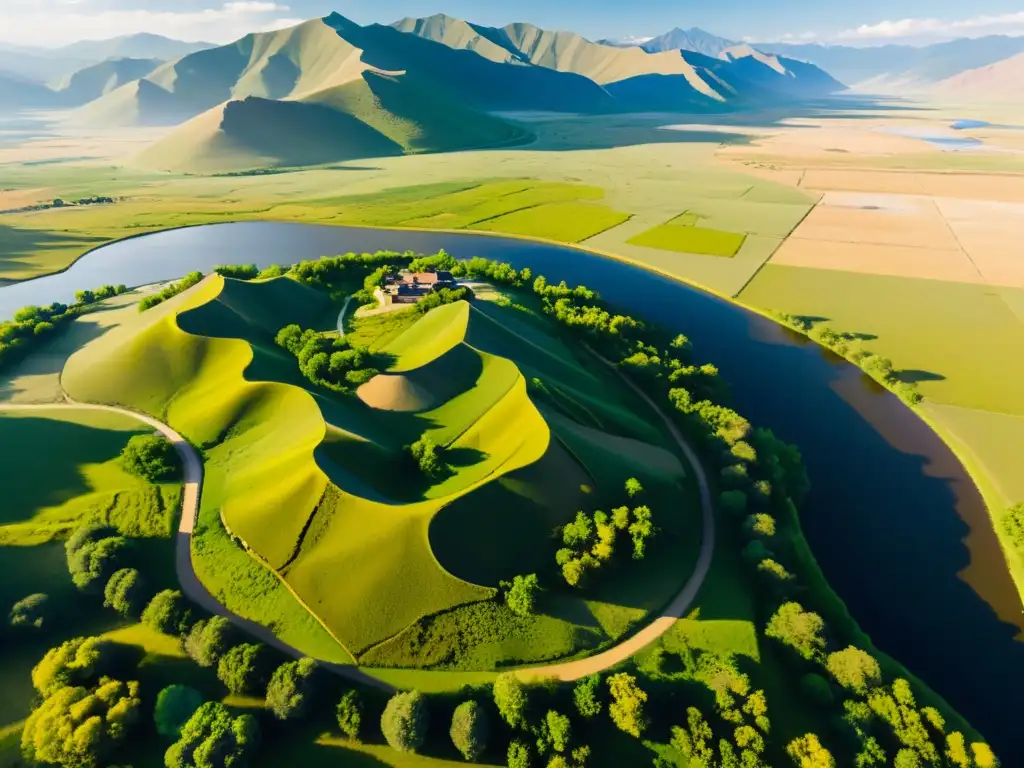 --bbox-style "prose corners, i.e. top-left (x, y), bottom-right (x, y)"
top-left (0, 224), bottom-right (107, 263)
top-left (896, 369), bottom-right (946, 384)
